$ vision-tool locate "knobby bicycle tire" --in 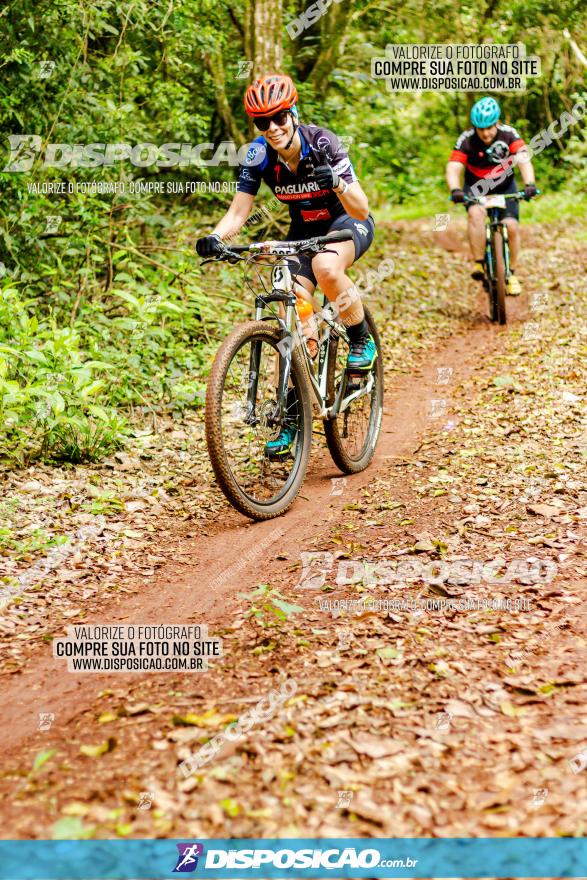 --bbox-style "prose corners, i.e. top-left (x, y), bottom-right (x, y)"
top-left (492, 228), bottom-right (507, 325)
top-left (324, 305), bottom-right (384, 474)
top-left (205, 321), bottom-right (313, 520)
